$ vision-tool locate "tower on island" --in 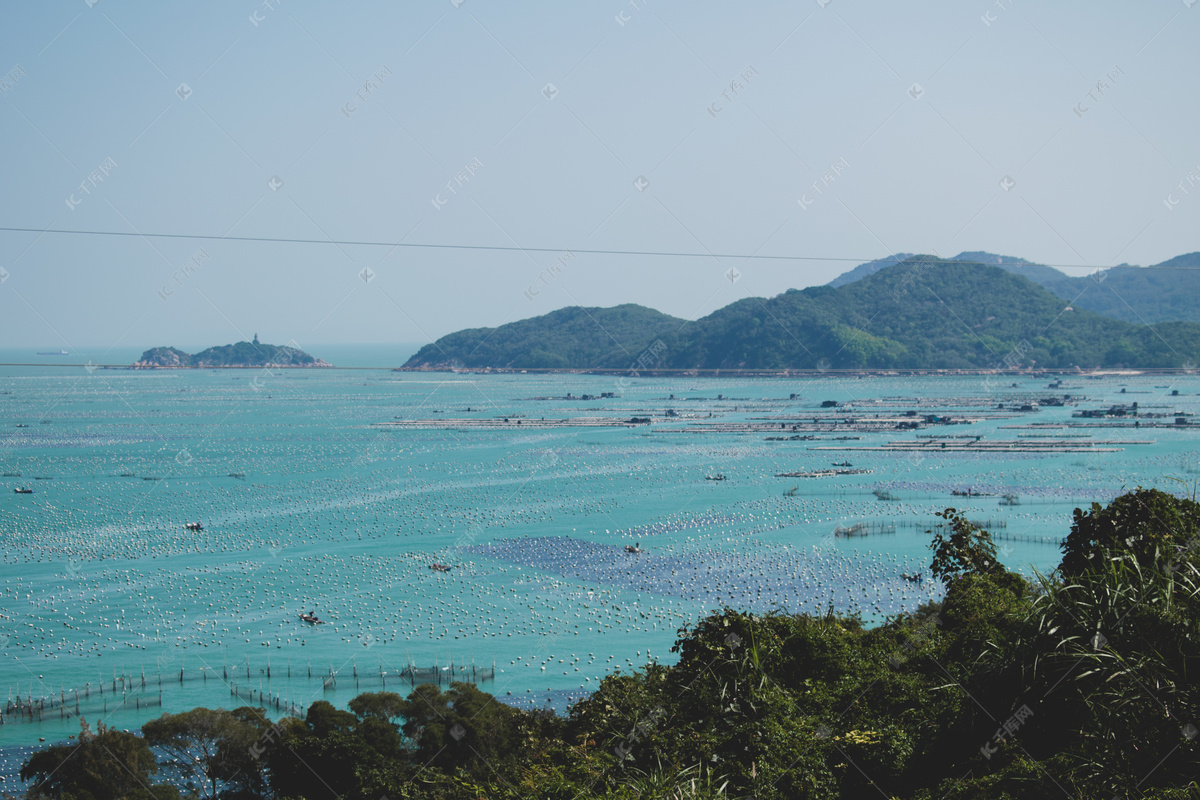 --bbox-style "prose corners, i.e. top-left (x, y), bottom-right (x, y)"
top-left (253, 333), bottom-right (259, 345)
